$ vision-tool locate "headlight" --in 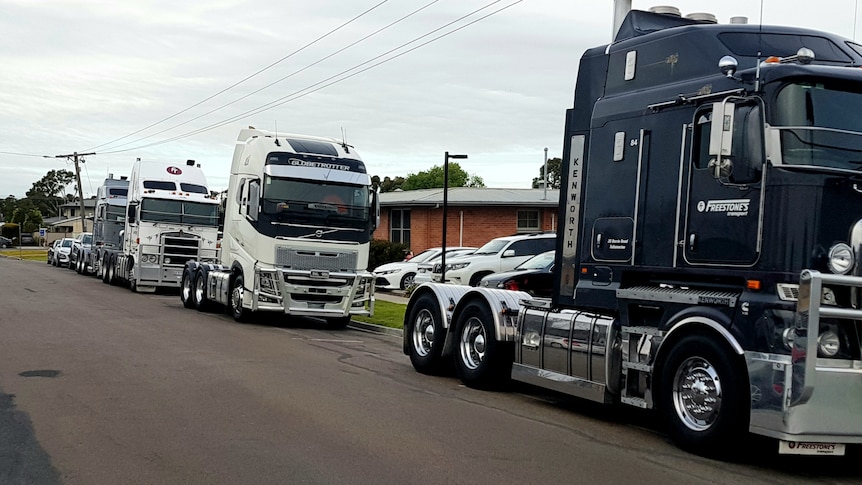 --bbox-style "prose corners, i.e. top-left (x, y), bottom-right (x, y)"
top-left (818, 330), bottom-right (841, 357)
top-left (375, 269), bottom-right (398, 275)
top-left (827, 243), bottom-right (854, 274)
top-left (448, 262), bottom-right (471, 271)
